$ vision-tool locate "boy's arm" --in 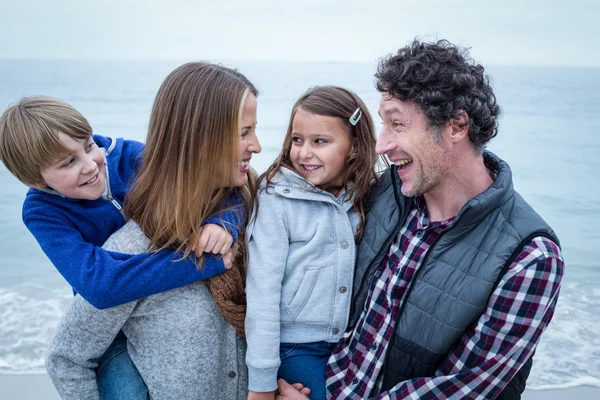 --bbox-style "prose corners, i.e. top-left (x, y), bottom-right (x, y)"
top-left (23, 212), bottom-right (230, 310)
top-left (45, 295), bottom-right (136, 400)
top-left (202, 189), bottom-right (246, 243)
top-left (370, 237), bottom-right (563, 400)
